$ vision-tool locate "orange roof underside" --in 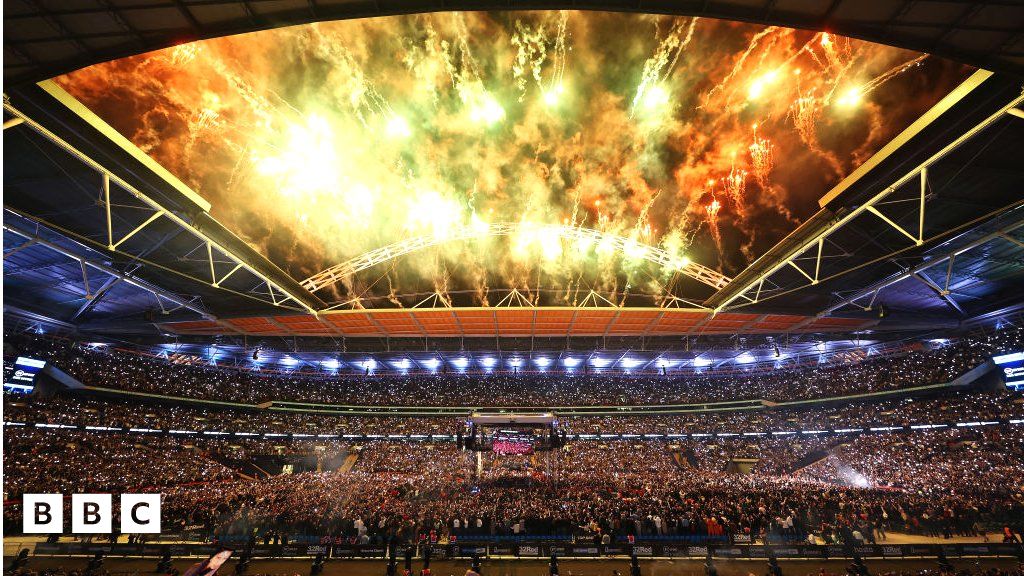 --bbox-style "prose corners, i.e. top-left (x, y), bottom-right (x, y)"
top-left (163, 309), bottom-right (874, 338)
